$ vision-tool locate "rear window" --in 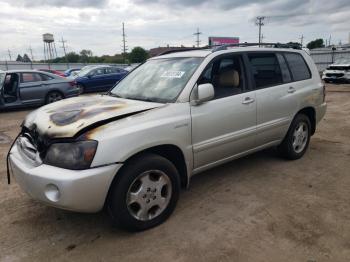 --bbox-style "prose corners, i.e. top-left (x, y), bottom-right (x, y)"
top-left (284, 53), bottom-right (311, 81)
top-left (248, 53), bottom-right (283, 89)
